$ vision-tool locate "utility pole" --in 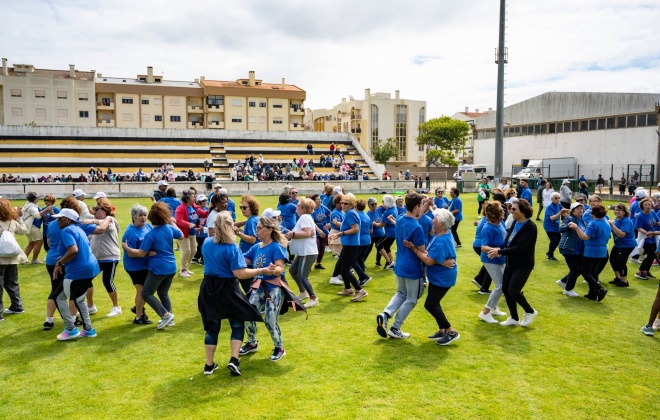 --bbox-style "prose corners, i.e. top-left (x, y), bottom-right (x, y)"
top-left (494, 0), bottom-right (506, 180)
